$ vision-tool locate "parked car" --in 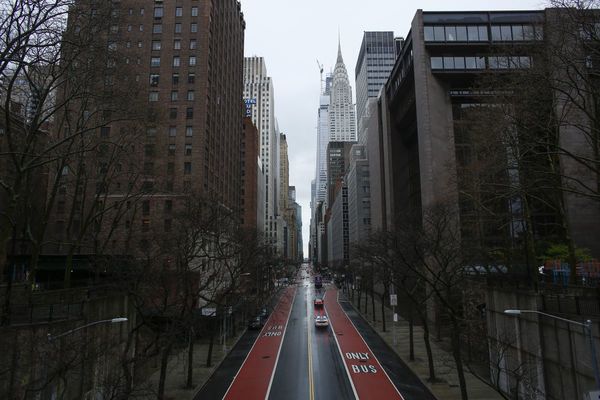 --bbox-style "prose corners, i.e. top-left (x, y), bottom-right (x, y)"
top-left (248, 315), bottom-right (266, 330)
